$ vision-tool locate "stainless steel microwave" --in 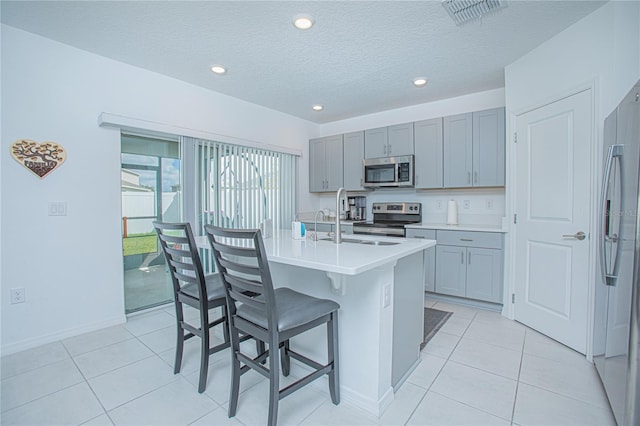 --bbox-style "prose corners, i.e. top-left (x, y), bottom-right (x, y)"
top-left (363, 155), bottom-right (414, 188)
